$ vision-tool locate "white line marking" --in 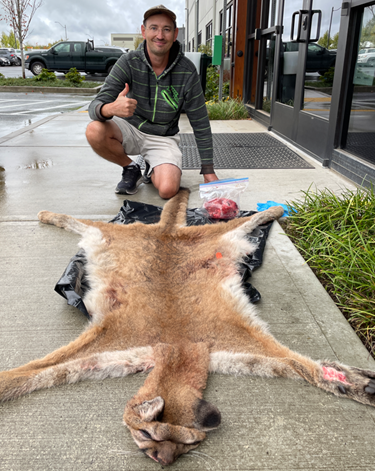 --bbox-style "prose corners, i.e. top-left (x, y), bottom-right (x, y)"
top-left (0, 100), bottom-right (56, 109)
top-left (0, 112), bottom-right (59, 116)
top-left (0, 101), bottom-right (91, 115)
